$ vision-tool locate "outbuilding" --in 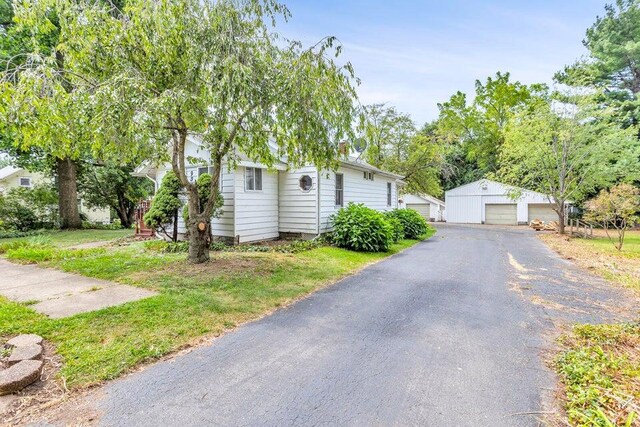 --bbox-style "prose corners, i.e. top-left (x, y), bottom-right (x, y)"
top-left (445, 179), bottom-right (558, 225)
top-left (400, 194), bottom-right (446, 222)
